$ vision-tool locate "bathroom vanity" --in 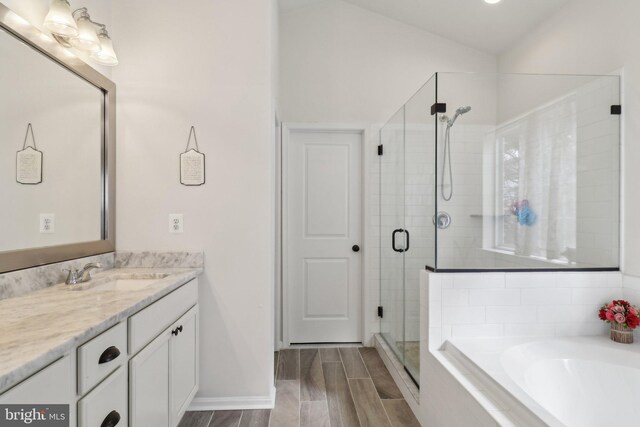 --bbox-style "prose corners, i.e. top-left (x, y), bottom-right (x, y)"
top-left (0, 4), bottom-right (203, 426)
top-left (0, 268), bottom-right (200, 427)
